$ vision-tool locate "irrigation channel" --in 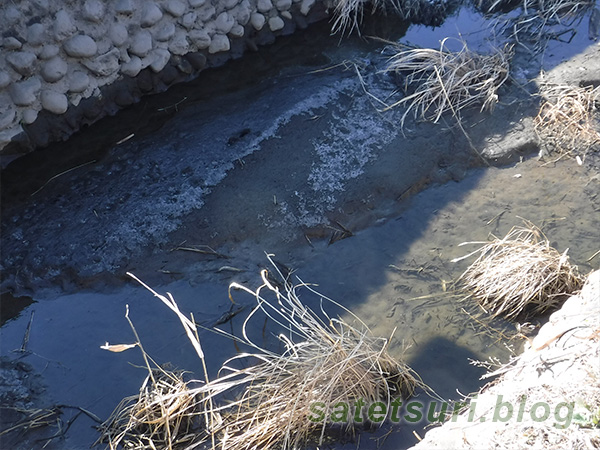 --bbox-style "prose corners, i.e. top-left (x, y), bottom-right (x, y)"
top-left (1, 6), bottom-right (599, 450)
